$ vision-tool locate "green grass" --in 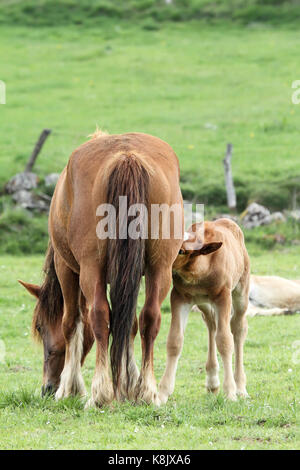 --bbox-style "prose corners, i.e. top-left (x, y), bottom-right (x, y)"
top-left (0, 252), bottom-right (299, 449)
top-left (1, 21), bottom-right (300, 214)
top-left (1, 0), bottom-right (300, 27)
top-left (0, 7), bottom-right (300, 450)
